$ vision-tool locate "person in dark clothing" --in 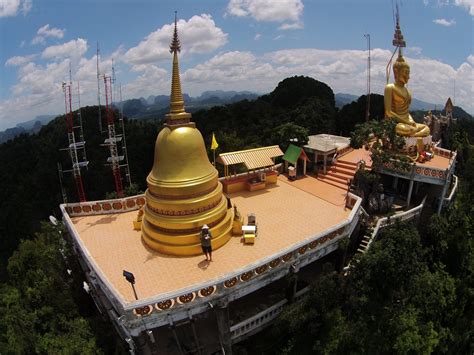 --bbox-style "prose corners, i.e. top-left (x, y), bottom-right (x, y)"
top-left (200, 224), bottom-right (213, 262)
